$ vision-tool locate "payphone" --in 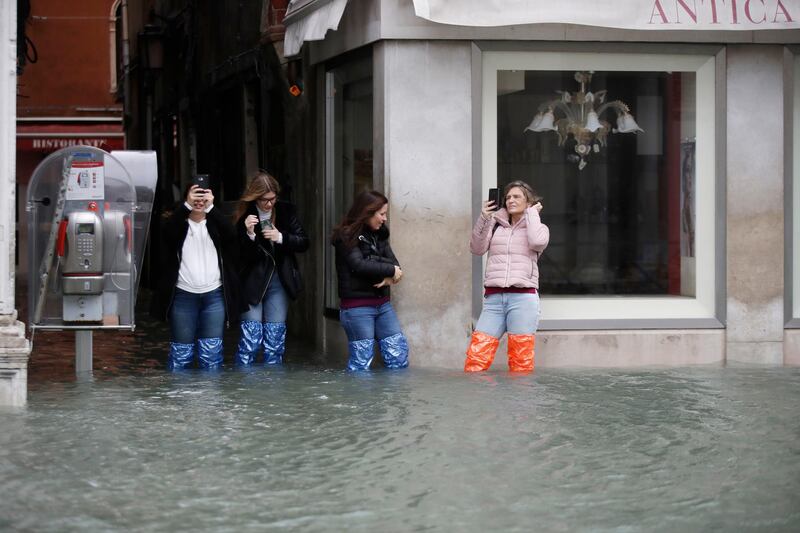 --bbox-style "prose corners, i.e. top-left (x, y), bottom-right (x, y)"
top-left (58, 204), bottom-right (104, 322)
top-left (27, 146), bottom-right (157, 376)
